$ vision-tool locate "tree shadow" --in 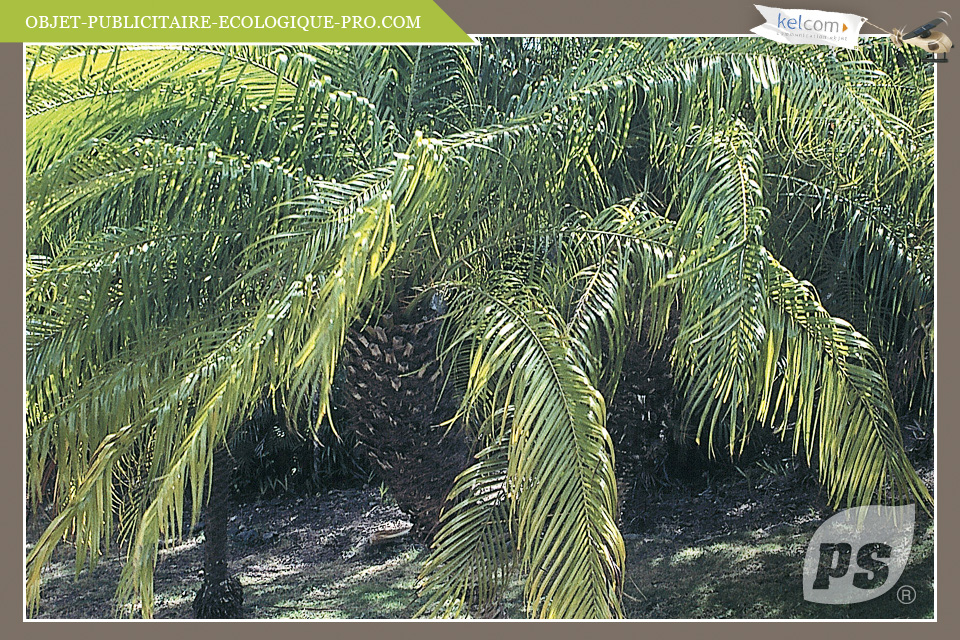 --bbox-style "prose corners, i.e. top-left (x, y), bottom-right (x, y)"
top-left (623, 518), bottom-right (934, 619)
